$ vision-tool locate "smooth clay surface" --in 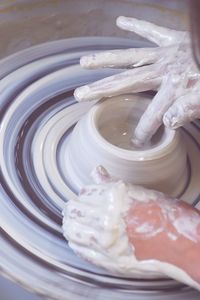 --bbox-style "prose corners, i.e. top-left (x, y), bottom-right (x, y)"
top-left (65, 94), bottom-right (188, 196)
